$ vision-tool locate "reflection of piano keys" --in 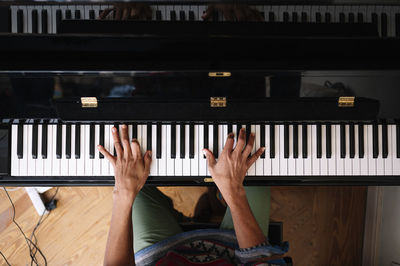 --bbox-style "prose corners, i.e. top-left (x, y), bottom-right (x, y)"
top-left (10, 121), bottom-right (400, 177)
top-left (3, 4), bottom-right (400, 37)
